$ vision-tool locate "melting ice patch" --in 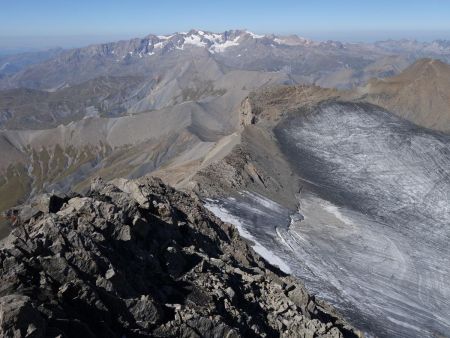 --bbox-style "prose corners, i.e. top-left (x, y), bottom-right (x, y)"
top-left (205, 193), bottom-right (292, 273)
